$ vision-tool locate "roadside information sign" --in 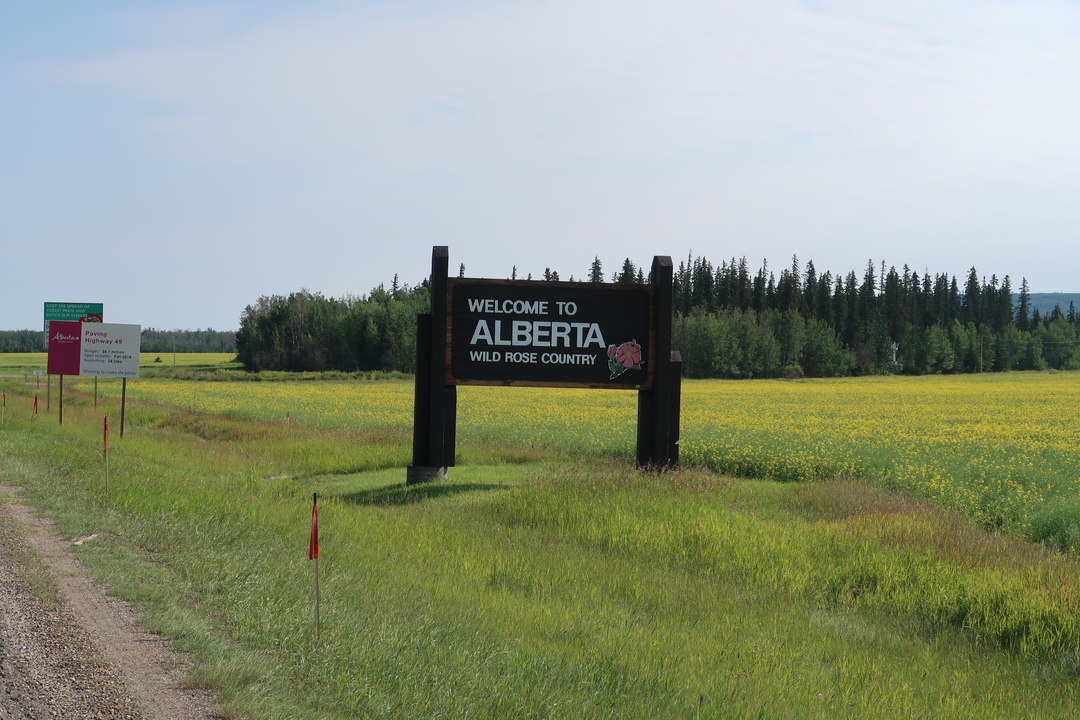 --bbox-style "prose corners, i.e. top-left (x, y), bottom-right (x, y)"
top-left (47, 322), bottom-right (141, 378)
top-left (43, 302), bottom-right (103, 345)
